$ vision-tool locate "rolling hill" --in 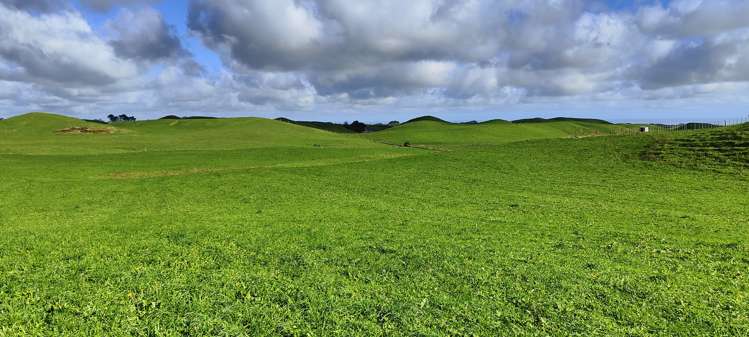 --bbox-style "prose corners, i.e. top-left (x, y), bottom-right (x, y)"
top-left (403, 115), bottom-right (450, 124)
top-left (0, 113), bottom-right (634, 155)
top-left (274, 118), bottom-right (357, 133)
top-left (0, 112), bottom-right (111, 135)
top-left (0, 112), bottom-right (387, 155)
top-left (1, 112), bottom-right (747, 335)
top-left (362, 119), bottom-right (630, 147)
top-left (513, 117), bottom-right (612, 124)
top-left (644, 124), bottom-right (749, 173)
